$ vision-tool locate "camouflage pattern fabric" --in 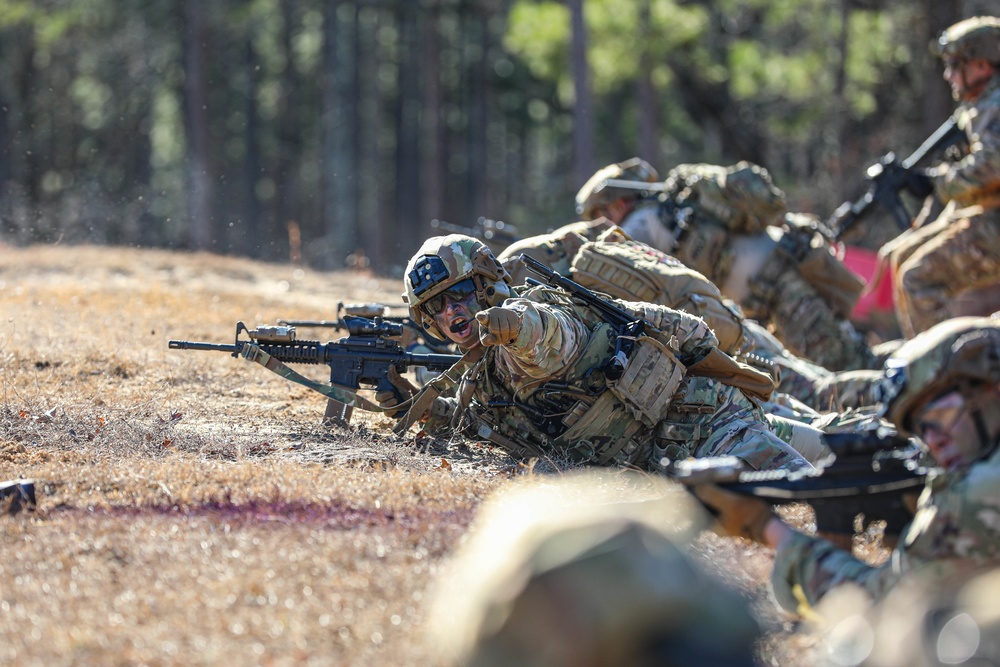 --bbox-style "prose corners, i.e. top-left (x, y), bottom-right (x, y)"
top-left (499, 226), bottom-right (870, 413)
top-left (447, 285), bottom-right (810, 472)
top-left (618, 177), bottom-right (875, 371)
top-left (427, 473), bottom-right (762, 667)
top-left (665, 161), bottom-right (787, 234)
top-left (892, 74), bottom-right (1000, 337)
top-left (741, 320), bottom-right (844, 411)
top-left (745, 249), bottom-right (876, 371)
top-left (771, 445), bottom-right (1000, 612)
